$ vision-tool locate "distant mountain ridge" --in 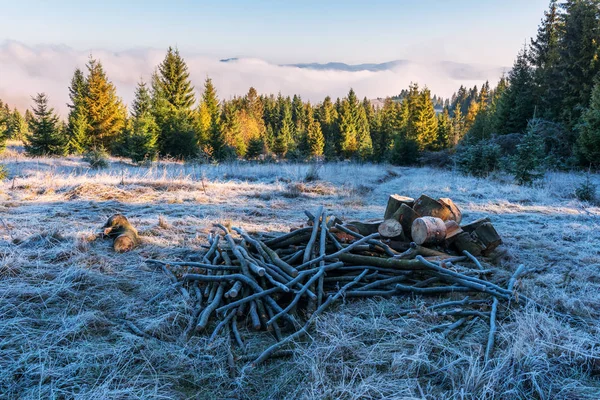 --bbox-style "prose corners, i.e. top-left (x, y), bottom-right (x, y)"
top-left (285, 60), bottom-right (410, 72)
